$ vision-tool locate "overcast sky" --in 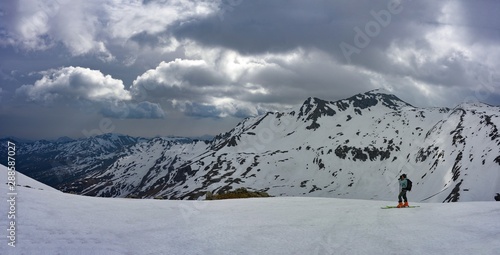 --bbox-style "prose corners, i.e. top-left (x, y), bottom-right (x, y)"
top-left (1, 0), bottom-right (499, 140)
